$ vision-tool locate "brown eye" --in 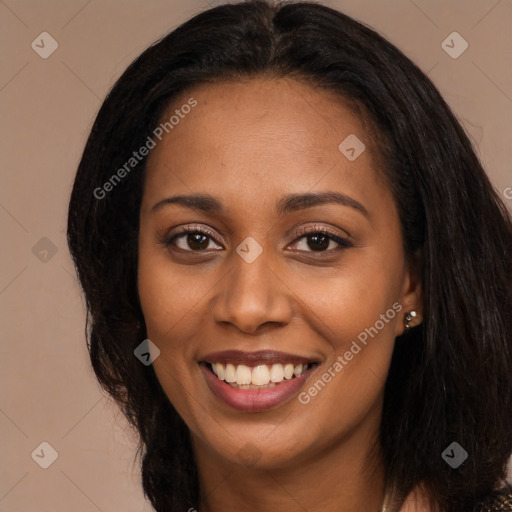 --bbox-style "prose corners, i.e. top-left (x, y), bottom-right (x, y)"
top-left (292, 228), bottom-right (352, 253)
top-left (165, 228), bottom-right (223, 252)
top-left (304, 233), bottom-right (330, 251)
top-left (184, 232), bottom-right (210, 250)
